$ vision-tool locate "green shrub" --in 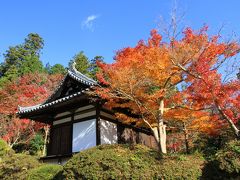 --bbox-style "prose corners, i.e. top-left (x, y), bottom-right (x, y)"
top-left (193, 135), bottom-right (223, 160)
top-left (27, 164), bottom-right (63, 180)
top-left (0, 153), bottom-right (40, 180)
top-left (0, 139), bottom-right (14, 158)
top-left (62, 144), bottom-right (204, 179)
top-left (201, 160), bottom-right (228, 180)
top-left (201, 140), bottom-right (240, 179)
top-left (29, 133), bottom-right (44, 155)
top-left (215, 140), bottom-right (240, 174)
top-left (158, 154), bottom-right (204, 179)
